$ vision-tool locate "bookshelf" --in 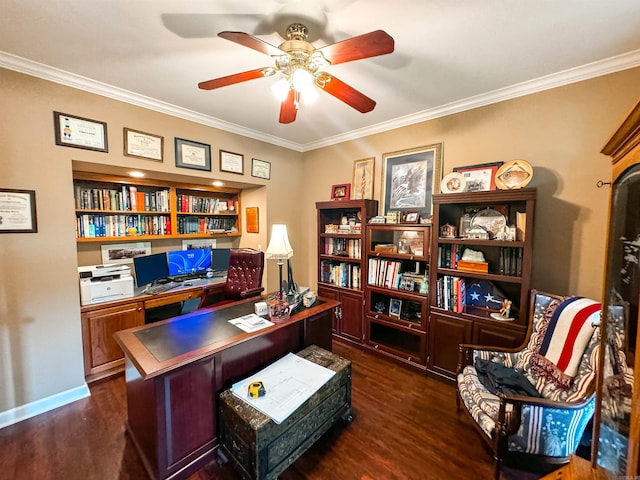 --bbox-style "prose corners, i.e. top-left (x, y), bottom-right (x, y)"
top-left (364, 224), bottom-right (431, 371)
top-left (428, 188), bottom-right (536, 380)
top-left (316, 199), bottom-right (378, 345)
top-left (73, 172), bottom-right (241, 242)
